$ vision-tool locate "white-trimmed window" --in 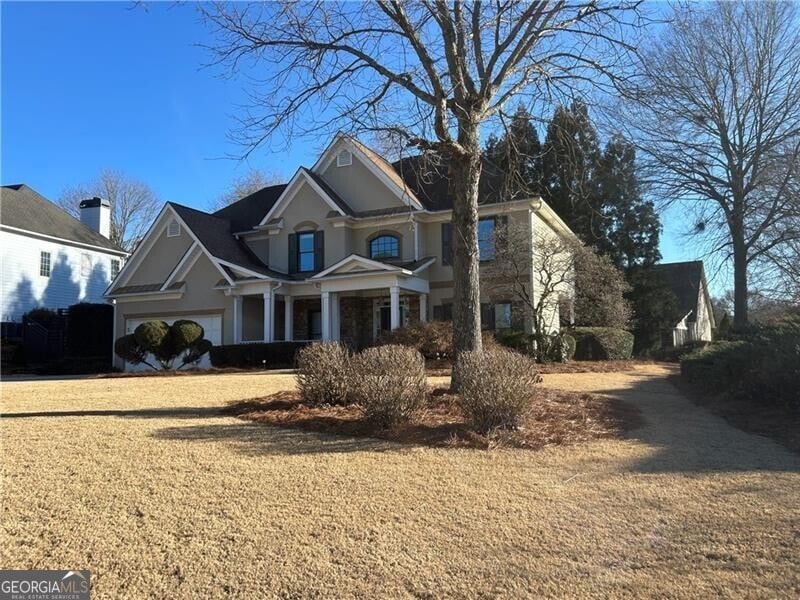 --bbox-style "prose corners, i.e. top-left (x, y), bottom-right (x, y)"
top-left (81, 253), bottom-right (92, 277)
top-left (39, 251), bottom-right (51, 277)
top-left (167, 219), bottom-right (181, 237)
top-left (336, 149), bottom-right (352, 167)
top-left (110, 259), bottom-right (120, 279)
